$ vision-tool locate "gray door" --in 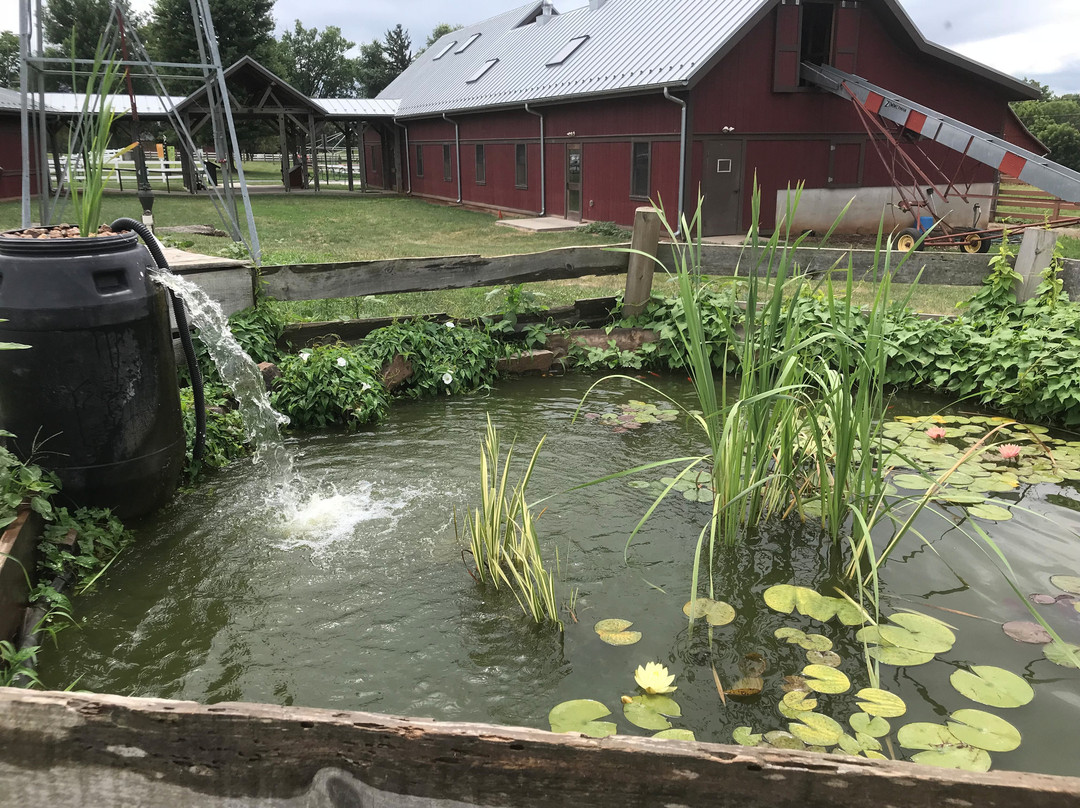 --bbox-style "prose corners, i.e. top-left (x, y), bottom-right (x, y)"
top-left (565, 144), bottom-right (582, 222)
top-left (701, 141), bottom-right (743, 235)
